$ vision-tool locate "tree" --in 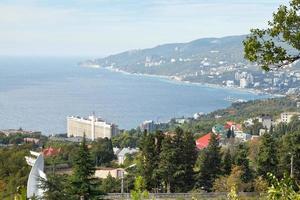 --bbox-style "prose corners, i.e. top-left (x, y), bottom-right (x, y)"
top-left (130, 176), bottom-right (149, 200)
top-left (100, 173), bottom-right (121, 193)
top-left (158, 136), bottom-right (177, 193)
top-left (233, 144), bottom-right (253, 183)
top-left (257, 133), bottom-right (278, 178)
top-left (195, 133), bottom-right (222, 191)
top-left (222, 149), bottom-right (232, 175)
top-left (173, 128), bottom-right (197, 192)
top-left (243, 0), bottom-right (300, 71)
top-left (69, 135), bottom-right (101, 200)
top-left (213, 166), bottom-right (248, 192)
top-left (137, 131), bottom-right (163, 191)
top-left (278, 131), bottom-right (300, 181)
top-left (267, 173), bottom-right (300, 200)
top-left (91, 138), bottom-right (114, 166)
top-left (39, 174), bottom-right (70, 200)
